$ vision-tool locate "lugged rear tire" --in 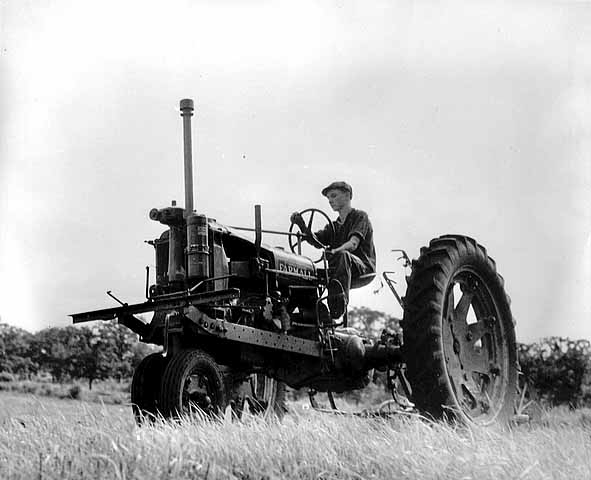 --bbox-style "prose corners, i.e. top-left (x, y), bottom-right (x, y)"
top-left (131, 352), bottom-right (168, 424)
top-left (402, 235), bottom-right (517, 424)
